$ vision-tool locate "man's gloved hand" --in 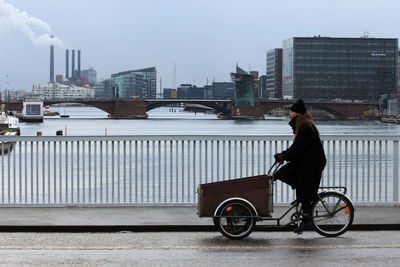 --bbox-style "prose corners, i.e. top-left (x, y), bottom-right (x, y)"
top-left (274, 153), bottom-right (285, 163)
